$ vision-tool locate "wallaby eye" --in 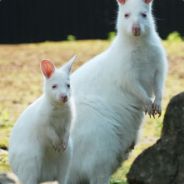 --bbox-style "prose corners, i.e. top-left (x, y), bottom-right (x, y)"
top-left (52, 84), bottom-right (58, 89)
top-left (67, 84), bottom-right (70, 88)
top-left (141, 13), bottom-right (147, 18)
top-left (124, 13), bottom-right (130, 18)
